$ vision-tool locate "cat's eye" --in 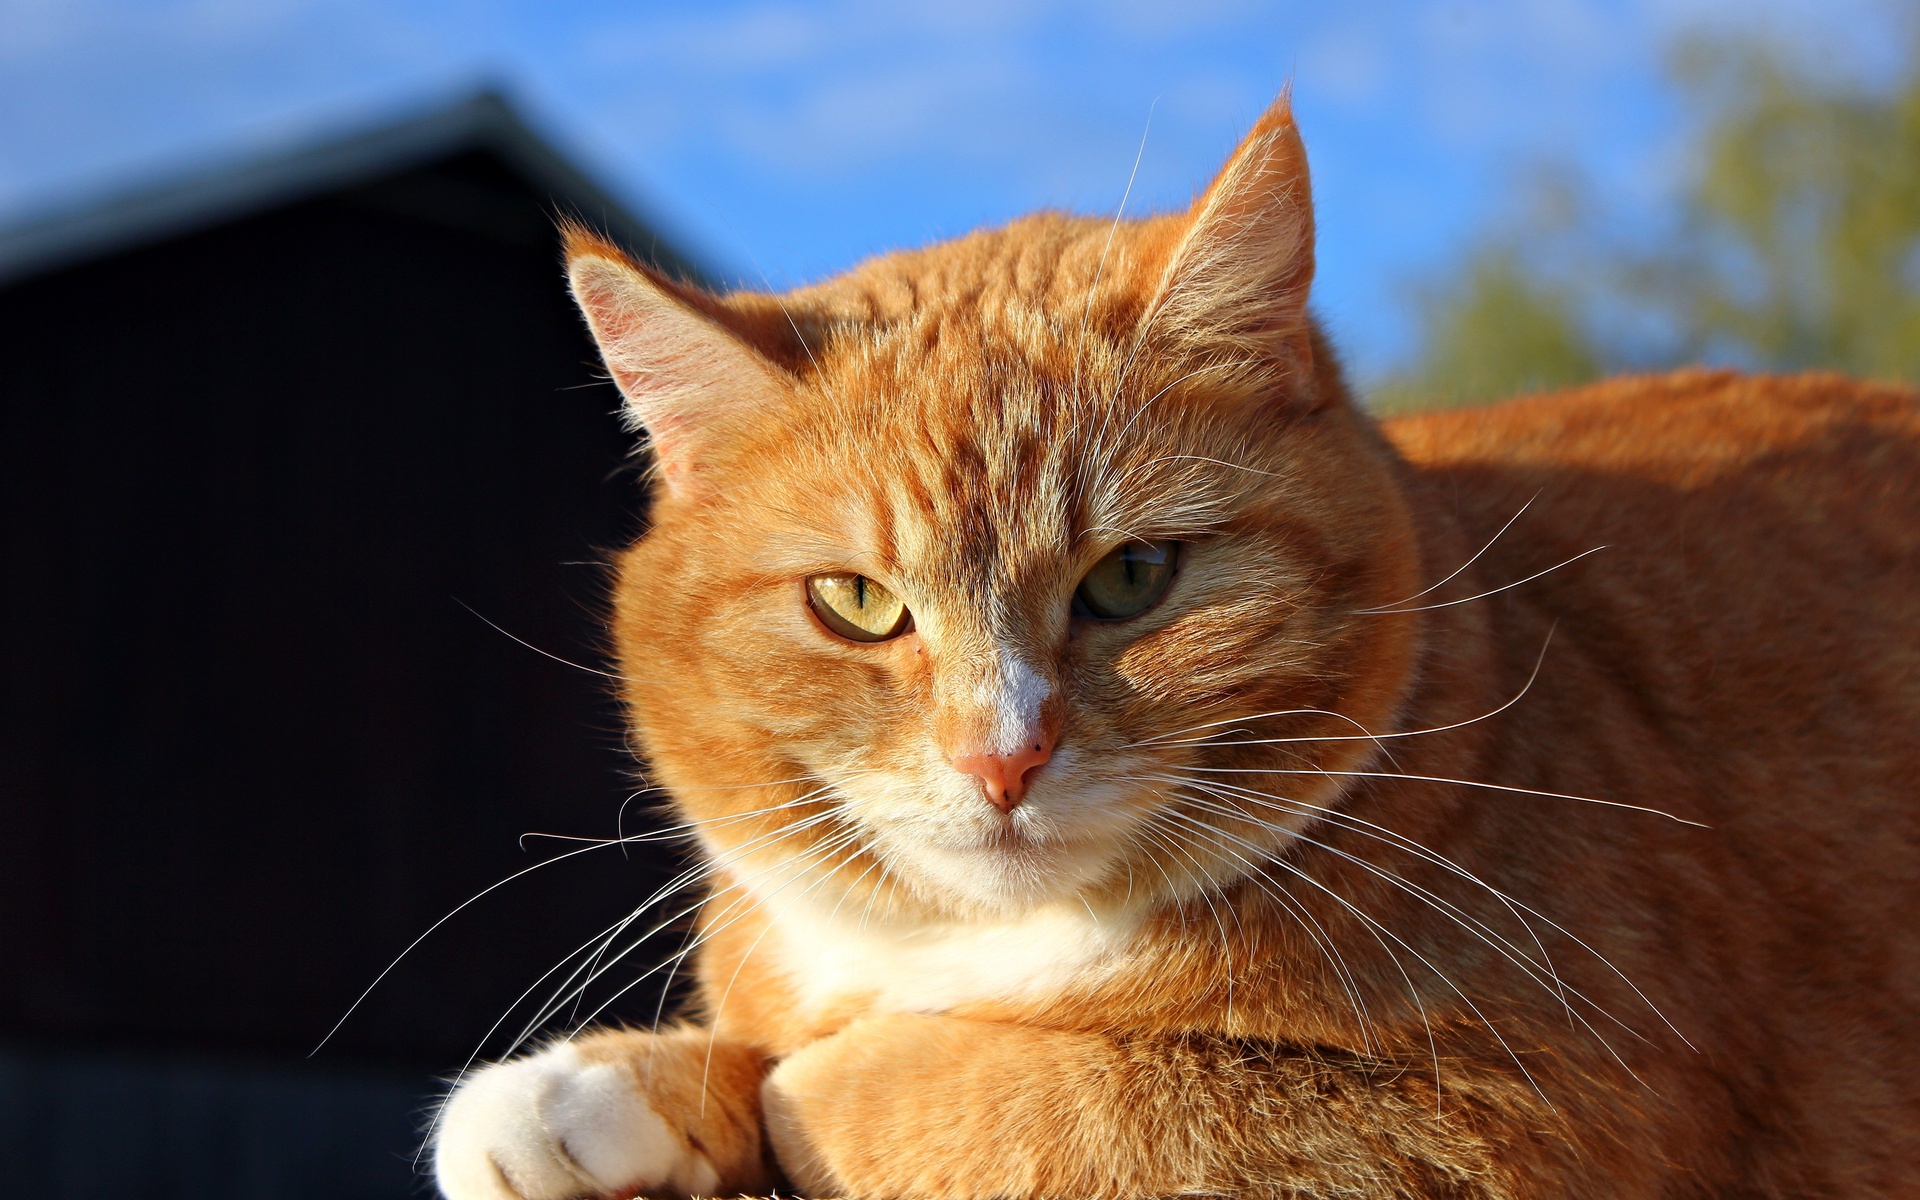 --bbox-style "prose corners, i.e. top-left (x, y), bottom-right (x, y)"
top-left (1076, 540), bottom-right (1180, 620)
top-left (806, 573), bottom-right (912, 642)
